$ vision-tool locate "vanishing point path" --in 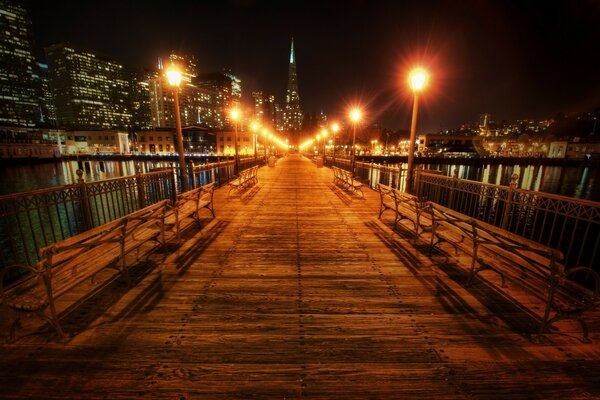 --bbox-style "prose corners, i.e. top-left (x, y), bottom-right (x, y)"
top-left (1, 154), bottom-right (599, 399)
